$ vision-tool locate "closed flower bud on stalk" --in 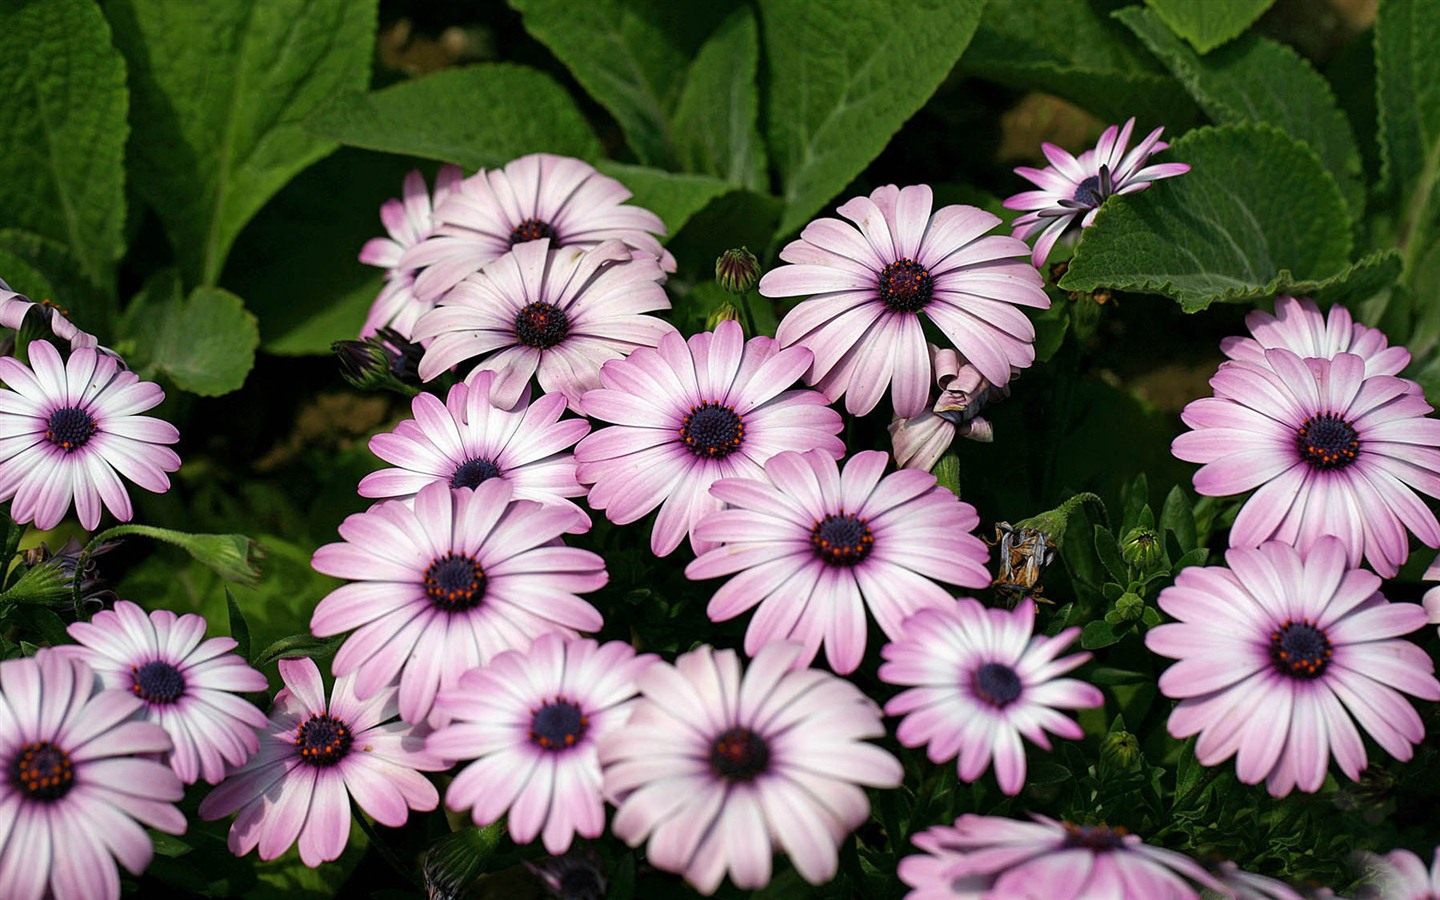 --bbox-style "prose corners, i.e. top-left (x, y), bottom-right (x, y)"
top-left (715, 246), bottom-right (761, 296)
top-left (333, 327), bottom-right (423, 395)
top-left (706, 301), bottom-right (742, 331)
top-left (1101, 730), bottom-right (1142, 769)
top-left (1121, 527), bottom-right (1164, 569)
